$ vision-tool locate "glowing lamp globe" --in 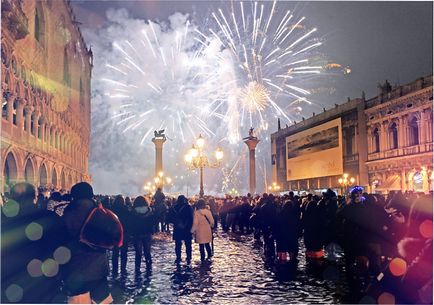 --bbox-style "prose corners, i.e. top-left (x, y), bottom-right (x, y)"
top-left (196, 134), bottom-right (205, 149)
top-left (215, 148), bottom-right (223, 160)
